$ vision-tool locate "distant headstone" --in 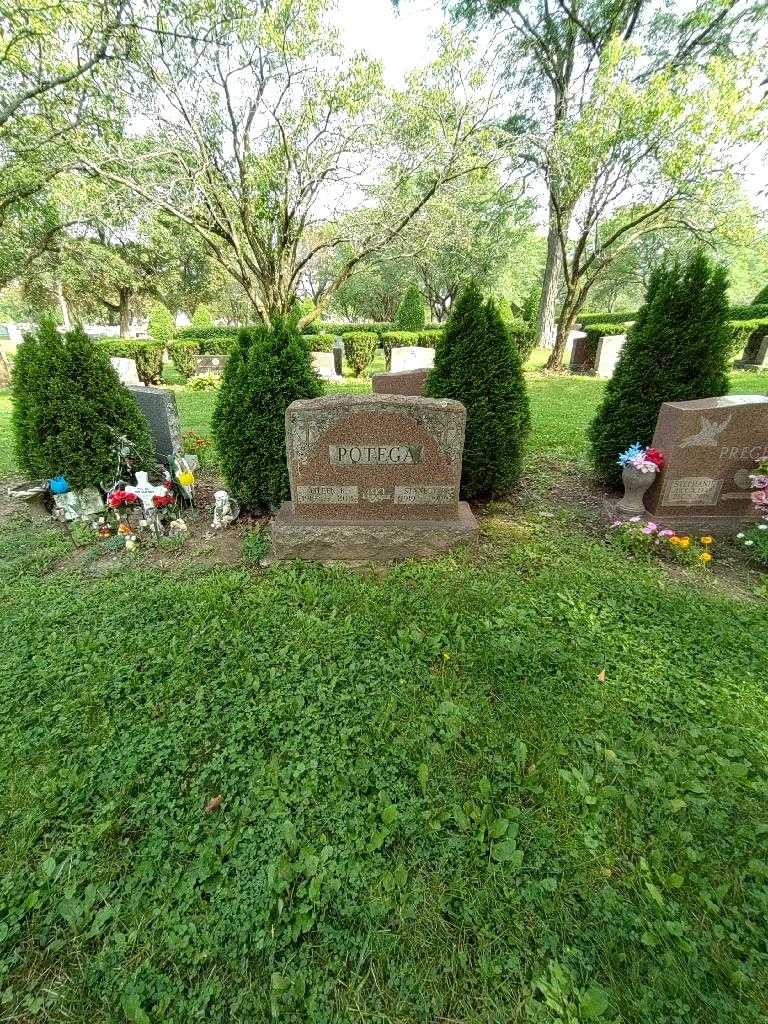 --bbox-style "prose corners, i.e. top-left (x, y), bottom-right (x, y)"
top-left (569, 334), bottom-right (592, 371)
top-left (271, 394), bottom-right (478, 561)
top-left (563, 329), bottom-right (586, 365)
top-left (0, 351), bottom-right (11, 388)
top-left (111, 357), bottom-right (143, 386)
top-left (332, 339), bottom-right (344, 375)
top-left (193, 354), bottom-right (228, 376)
top-left (128, 385), bottom-right (182, 459)
top-left (390, 346), bottom-right (435, 373)
top-left (735, 334), bottom-right (768, 369)
top-left (311, 351), bottom-right (341, 380)
top-left (372, 368), bottom-right (429, 396)
top-left (646, 395), bottom-right (768, 533)
top-left (594, 334), bottom-right (626, 379)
